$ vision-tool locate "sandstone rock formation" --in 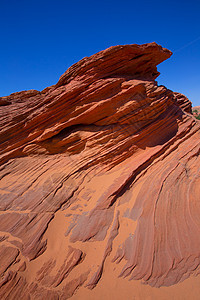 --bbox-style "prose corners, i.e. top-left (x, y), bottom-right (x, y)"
top-left (0, 43), bottom-right (200, 299)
